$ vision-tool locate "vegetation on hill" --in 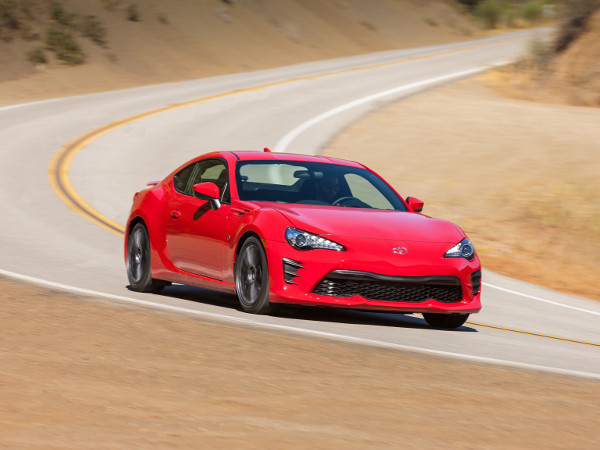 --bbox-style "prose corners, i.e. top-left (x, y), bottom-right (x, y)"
top-left (492, 0), bottom-right (600, 106)
top-left (459, 0), bottom-right (554, 29)
top-left (0, 0), bottom-right (482, 101)
top-left (0, 0), bottom-right (107, 65)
